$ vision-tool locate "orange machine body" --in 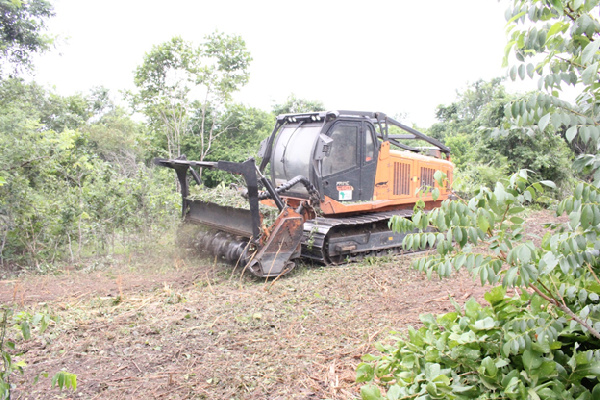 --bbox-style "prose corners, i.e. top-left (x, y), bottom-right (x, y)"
top-left (281, 141), bottom-right (453, 217)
